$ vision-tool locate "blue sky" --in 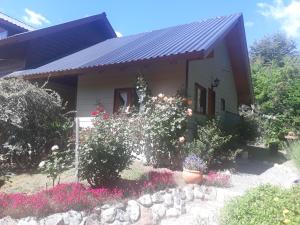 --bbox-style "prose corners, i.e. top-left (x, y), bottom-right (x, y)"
top-left (1, 0), bottom-right (300, 47)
